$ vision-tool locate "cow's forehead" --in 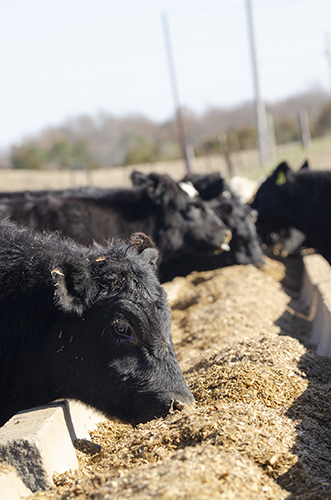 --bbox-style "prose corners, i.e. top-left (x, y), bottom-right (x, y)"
top-left (88, 247), bottom-right (162, 300)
